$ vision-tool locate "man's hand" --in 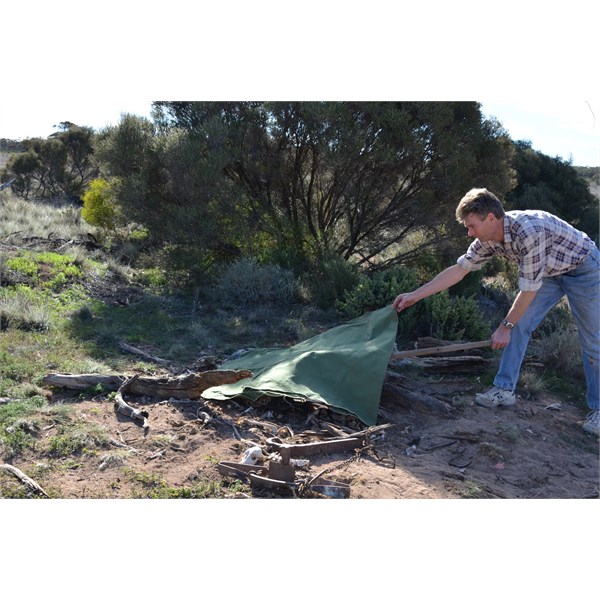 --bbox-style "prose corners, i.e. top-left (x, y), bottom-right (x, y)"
top-left (393, 292), bottom-right (419, 313)
top-left (491, 326), bottom-right (511, 349)
top-left (392, 265), bottom-right (469, 314)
